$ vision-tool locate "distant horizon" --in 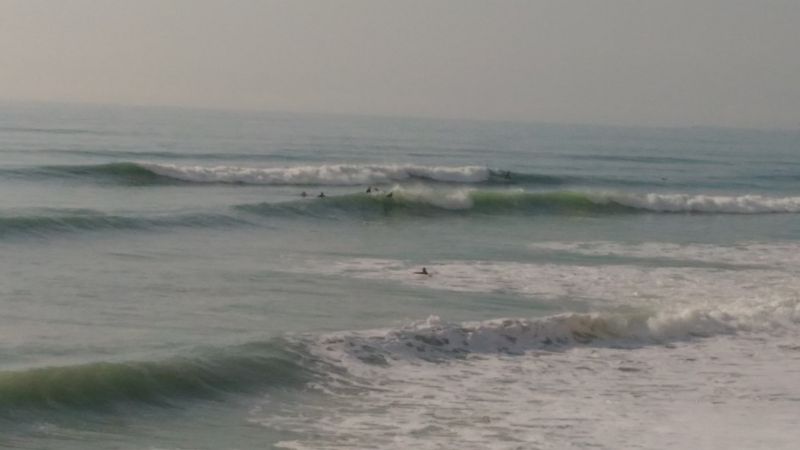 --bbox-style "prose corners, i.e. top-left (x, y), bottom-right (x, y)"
top-left (4, 96), bottom-right (799, 134)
